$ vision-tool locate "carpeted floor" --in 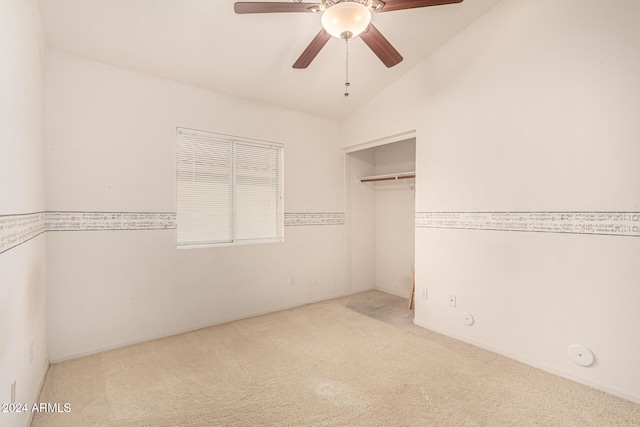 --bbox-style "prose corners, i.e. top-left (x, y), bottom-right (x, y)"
top-left (32, 290), bottom-right (640, 426)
